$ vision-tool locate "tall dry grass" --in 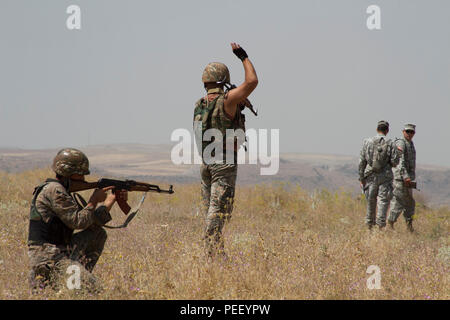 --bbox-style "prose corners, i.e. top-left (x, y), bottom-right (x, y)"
top-left (0, 169), bottom-right (448, 299)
